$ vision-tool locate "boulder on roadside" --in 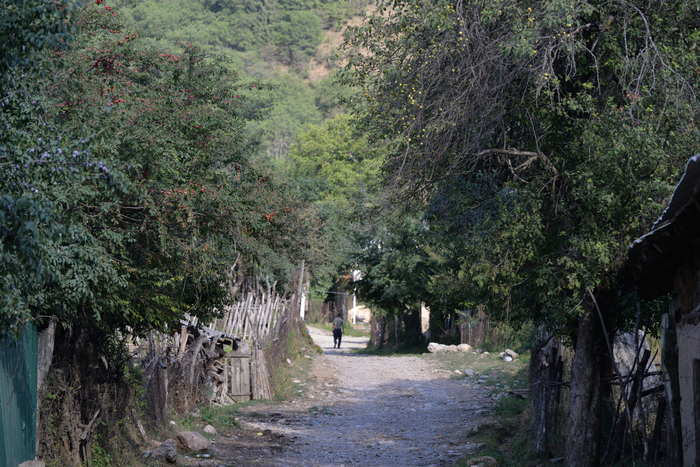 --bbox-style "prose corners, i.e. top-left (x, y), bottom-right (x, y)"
top-left (467, 455), bottom-right (498, 466)
top-left (427, 342), bottom-right (448, 353)
top-left (143, 438), bottom-right (177, 464)
top-left (457, 343), bottom-right (473, 352)
top-left (464, 368), bottom-right (475, 377)
top-left (203, 424), bottom-right (217, 435)
top-left (504, 348), bottom-right (519, 359)
top-left (176, 431), bottom-right (211, 452)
